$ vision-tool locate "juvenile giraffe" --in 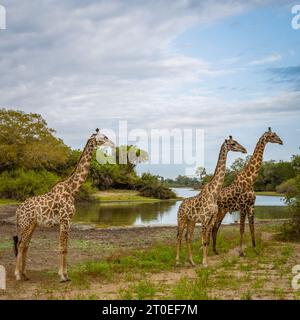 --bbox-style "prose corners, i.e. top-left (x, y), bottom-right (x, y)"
top-left (13, 129), bottom-right (114, 282)
top-left (211, 128), bottom-right (283, 257)
top-left (176, 136), bottom-right (247, 267)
